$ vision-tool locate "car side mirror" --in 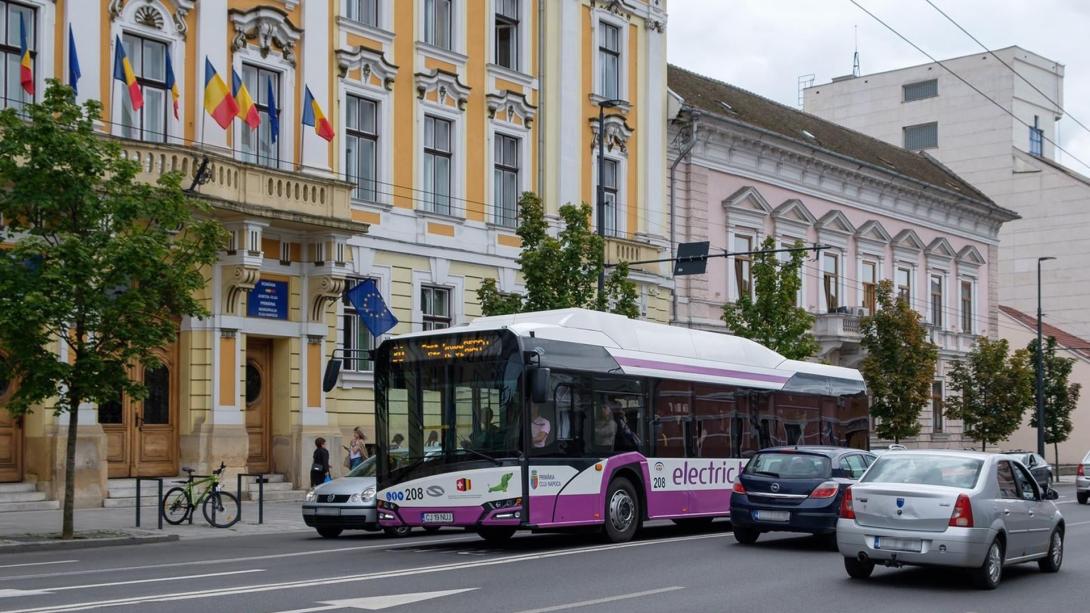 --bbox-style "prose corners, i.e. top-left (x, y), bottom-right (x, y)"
top-left (1044, 488), bottom-right (1059, 501)
top-left (528, 366), bottom-right (551, 403)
